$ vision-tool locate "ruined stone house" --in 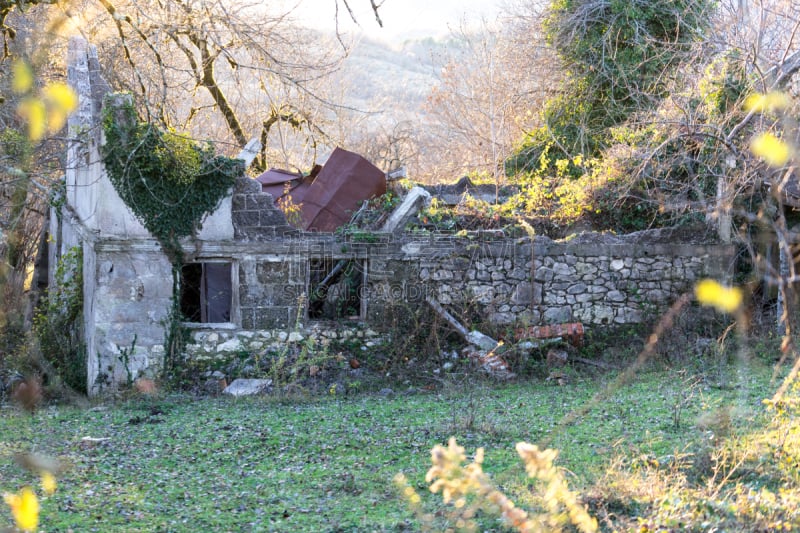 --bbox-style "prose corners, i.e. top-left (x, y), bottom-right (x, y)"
top-left (52, 40), bottom-right (736, 394)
